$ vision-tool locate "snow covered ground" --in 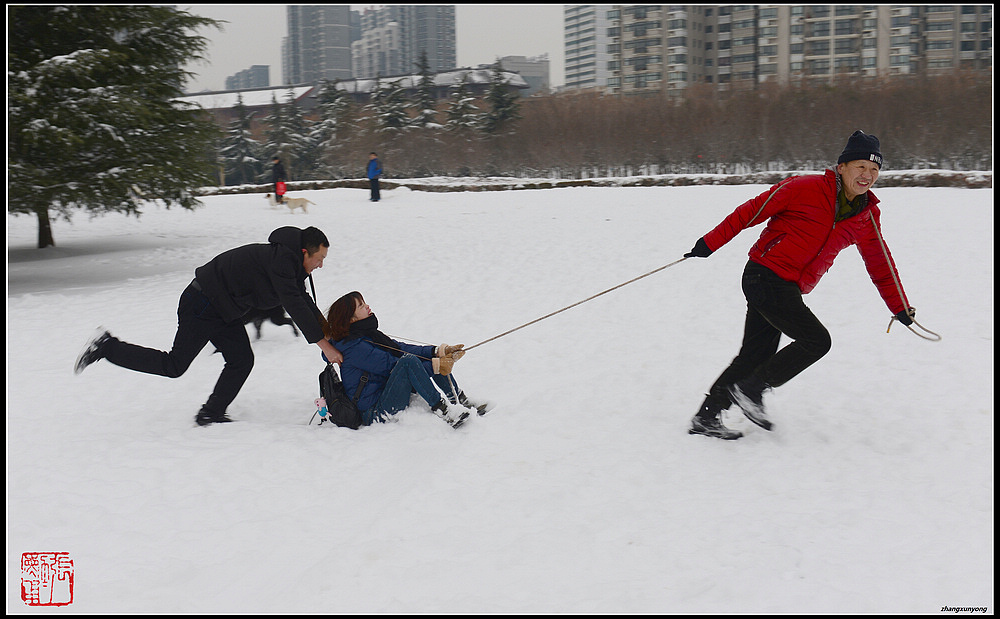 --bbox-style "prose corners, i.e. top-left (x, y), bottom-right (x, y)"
top-left (7, 181), bottom-right (993, 613)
